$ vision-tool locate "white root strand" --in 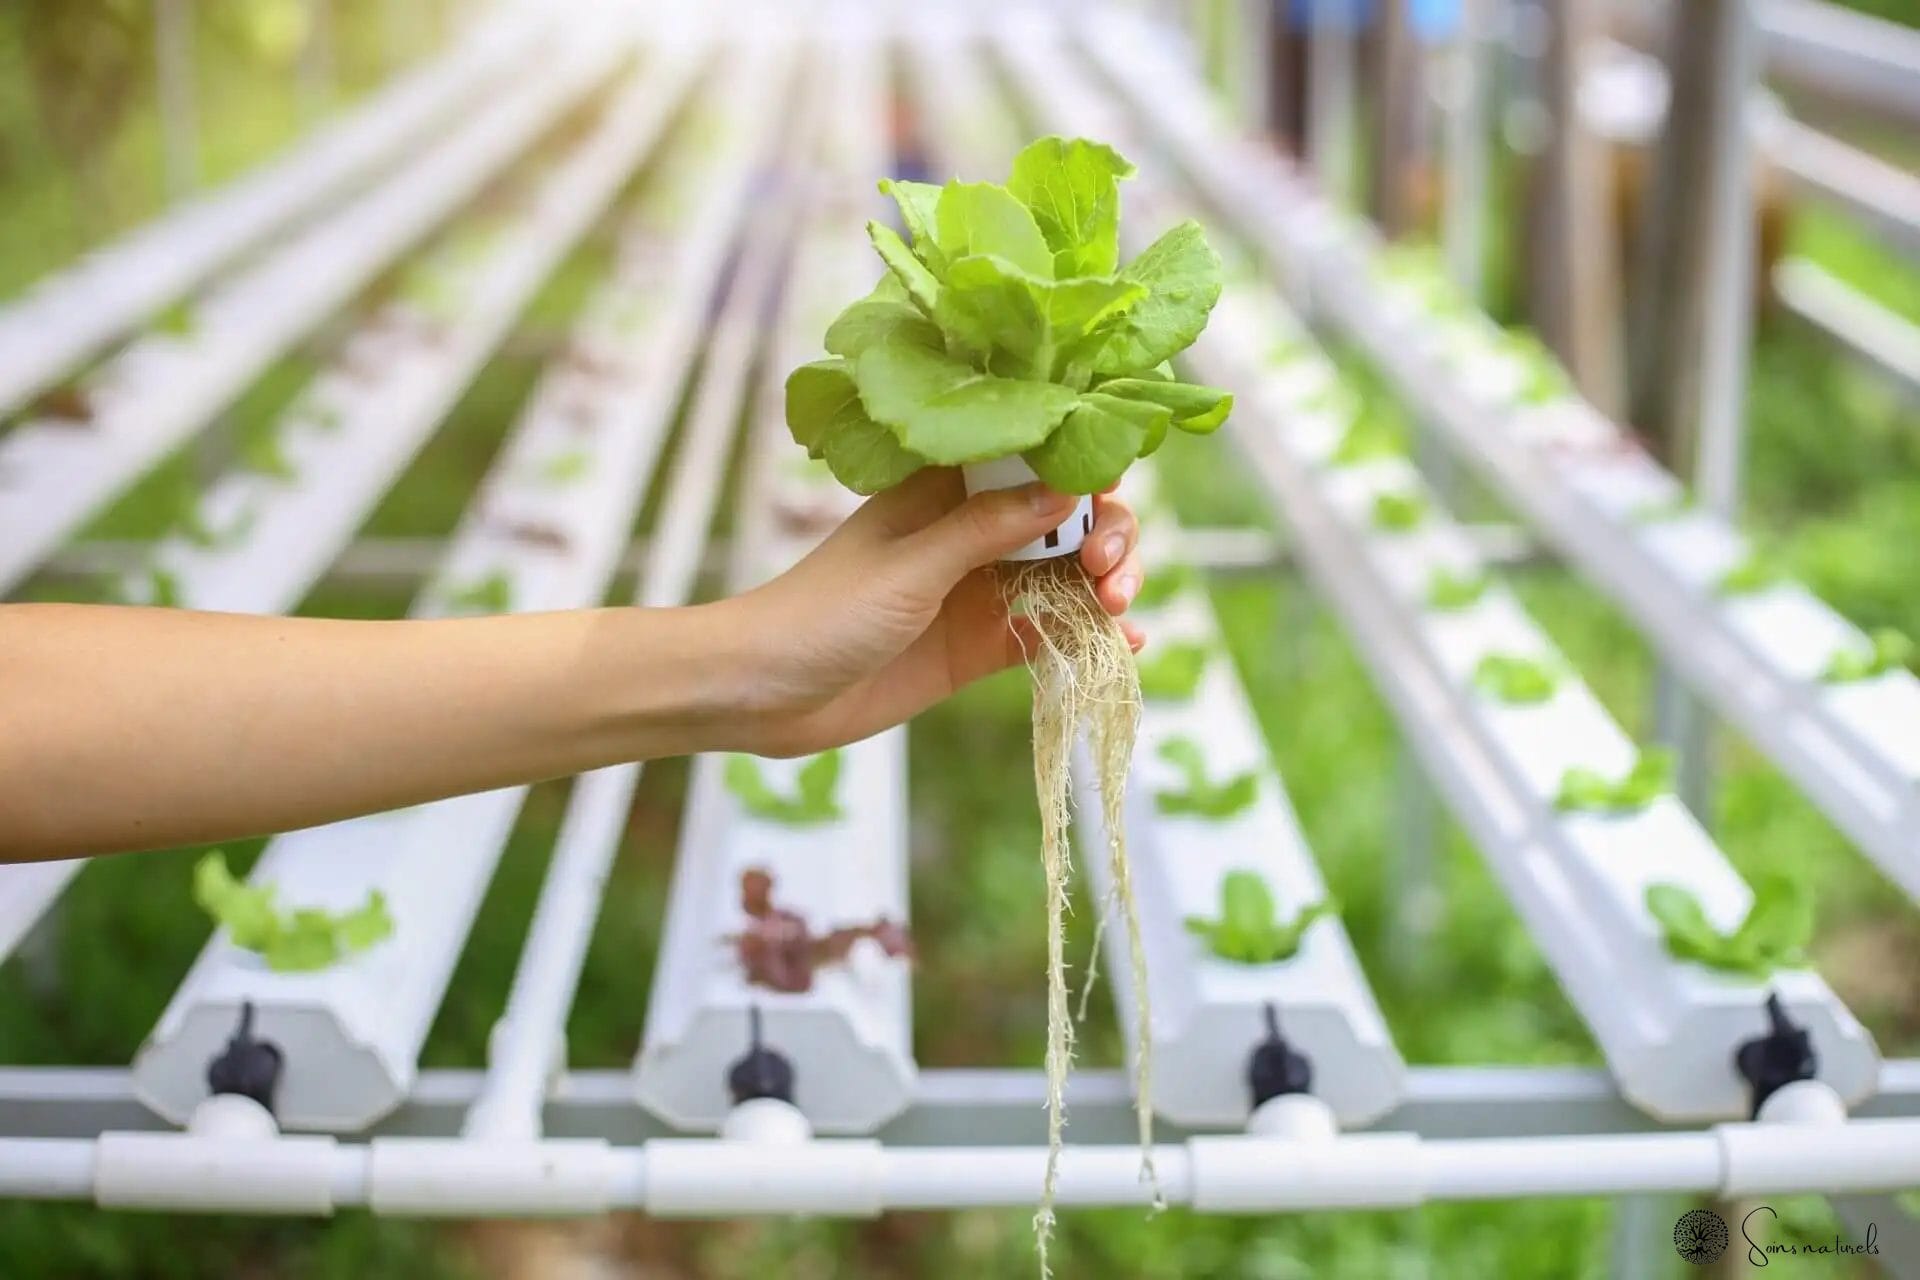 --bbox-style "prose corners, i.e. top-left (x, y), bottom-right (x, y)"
top-left (1004, 556), bottom-right (1155, 1278)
